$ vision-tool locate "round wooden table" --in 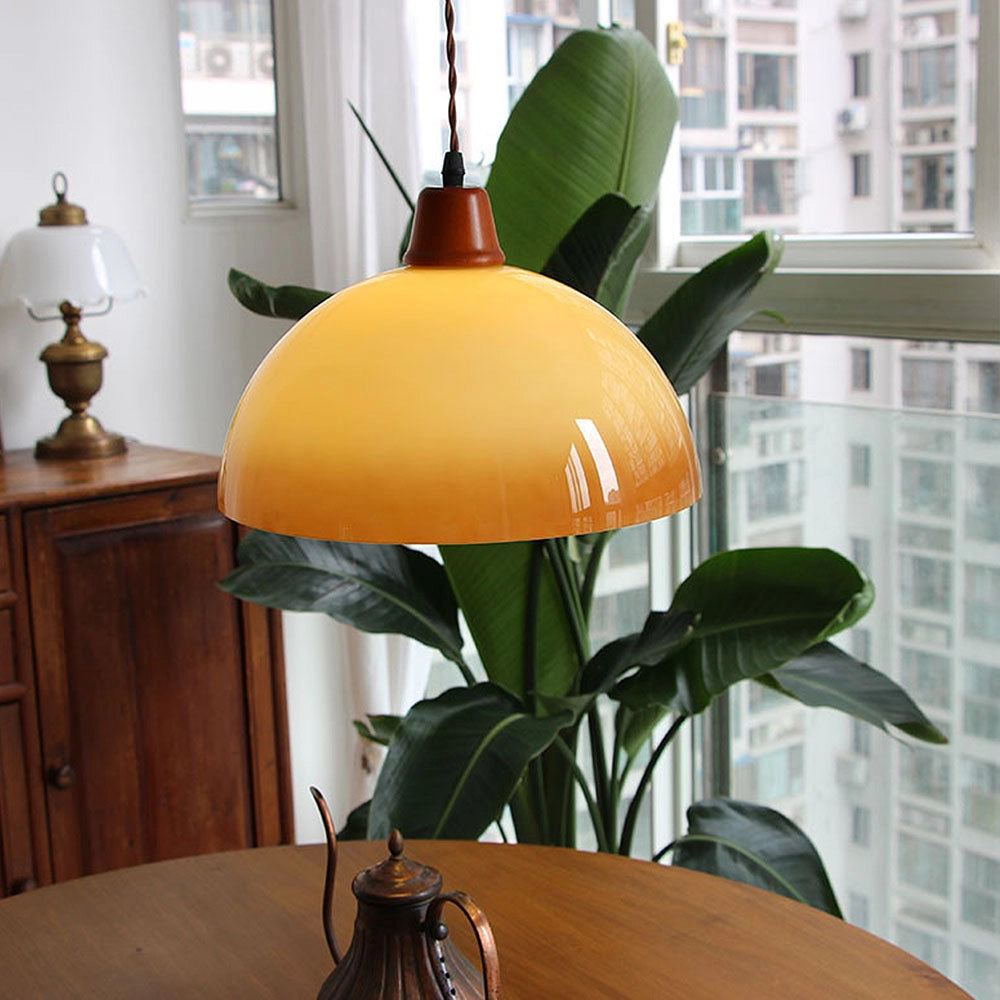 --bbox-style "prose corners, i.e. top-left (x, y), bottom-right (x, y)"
top-left (0, 841), bottom-right (971, 998)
